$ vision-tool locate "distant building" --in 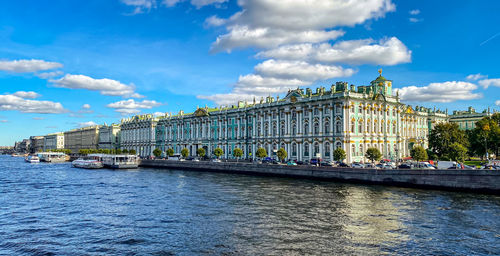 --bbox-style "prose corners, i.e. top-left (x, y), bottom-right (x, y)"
top-left (154, 71), bottom-right (448, 163)
top-left (64, 125), bottom-right (101, 153)
top-left (15, 139), bottom-right (30, 153)
top-left (449, 106), bottom-right (496, 130)
top-left (120, 115), bottom-right (158, 157)
top-left (98, 124), bottom-right (121, 150)
top-left (29, 136), bottom-right (45, 153)
top-left (43, 133), bottom-right (64, 151)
